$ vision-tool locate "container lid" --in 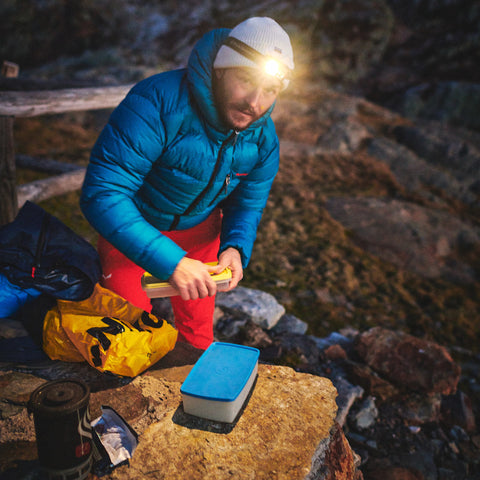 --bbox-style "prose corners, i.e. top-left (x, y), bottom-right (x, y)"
top-left (180, 342), bottom-right (259, 402)
top-left (28, 379), bottom-right (90, 416)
